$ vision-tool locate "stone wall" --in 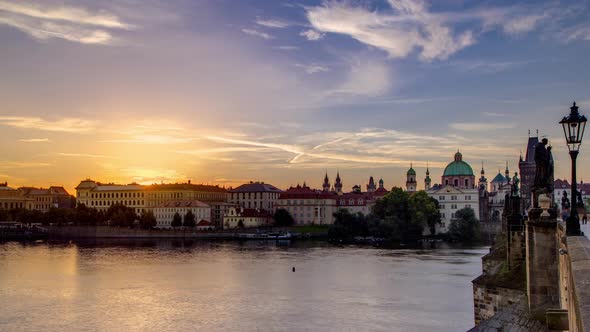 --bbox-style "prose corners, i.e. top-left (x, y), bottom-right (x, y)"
top-left (508, 230), bottom-right (526, 270)
top-left (559, 229), bottom-right (590, 332)
top-left (468, 301), bottom-right (548, 332)
top-left (472, 281), bottom-right (527, 324)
